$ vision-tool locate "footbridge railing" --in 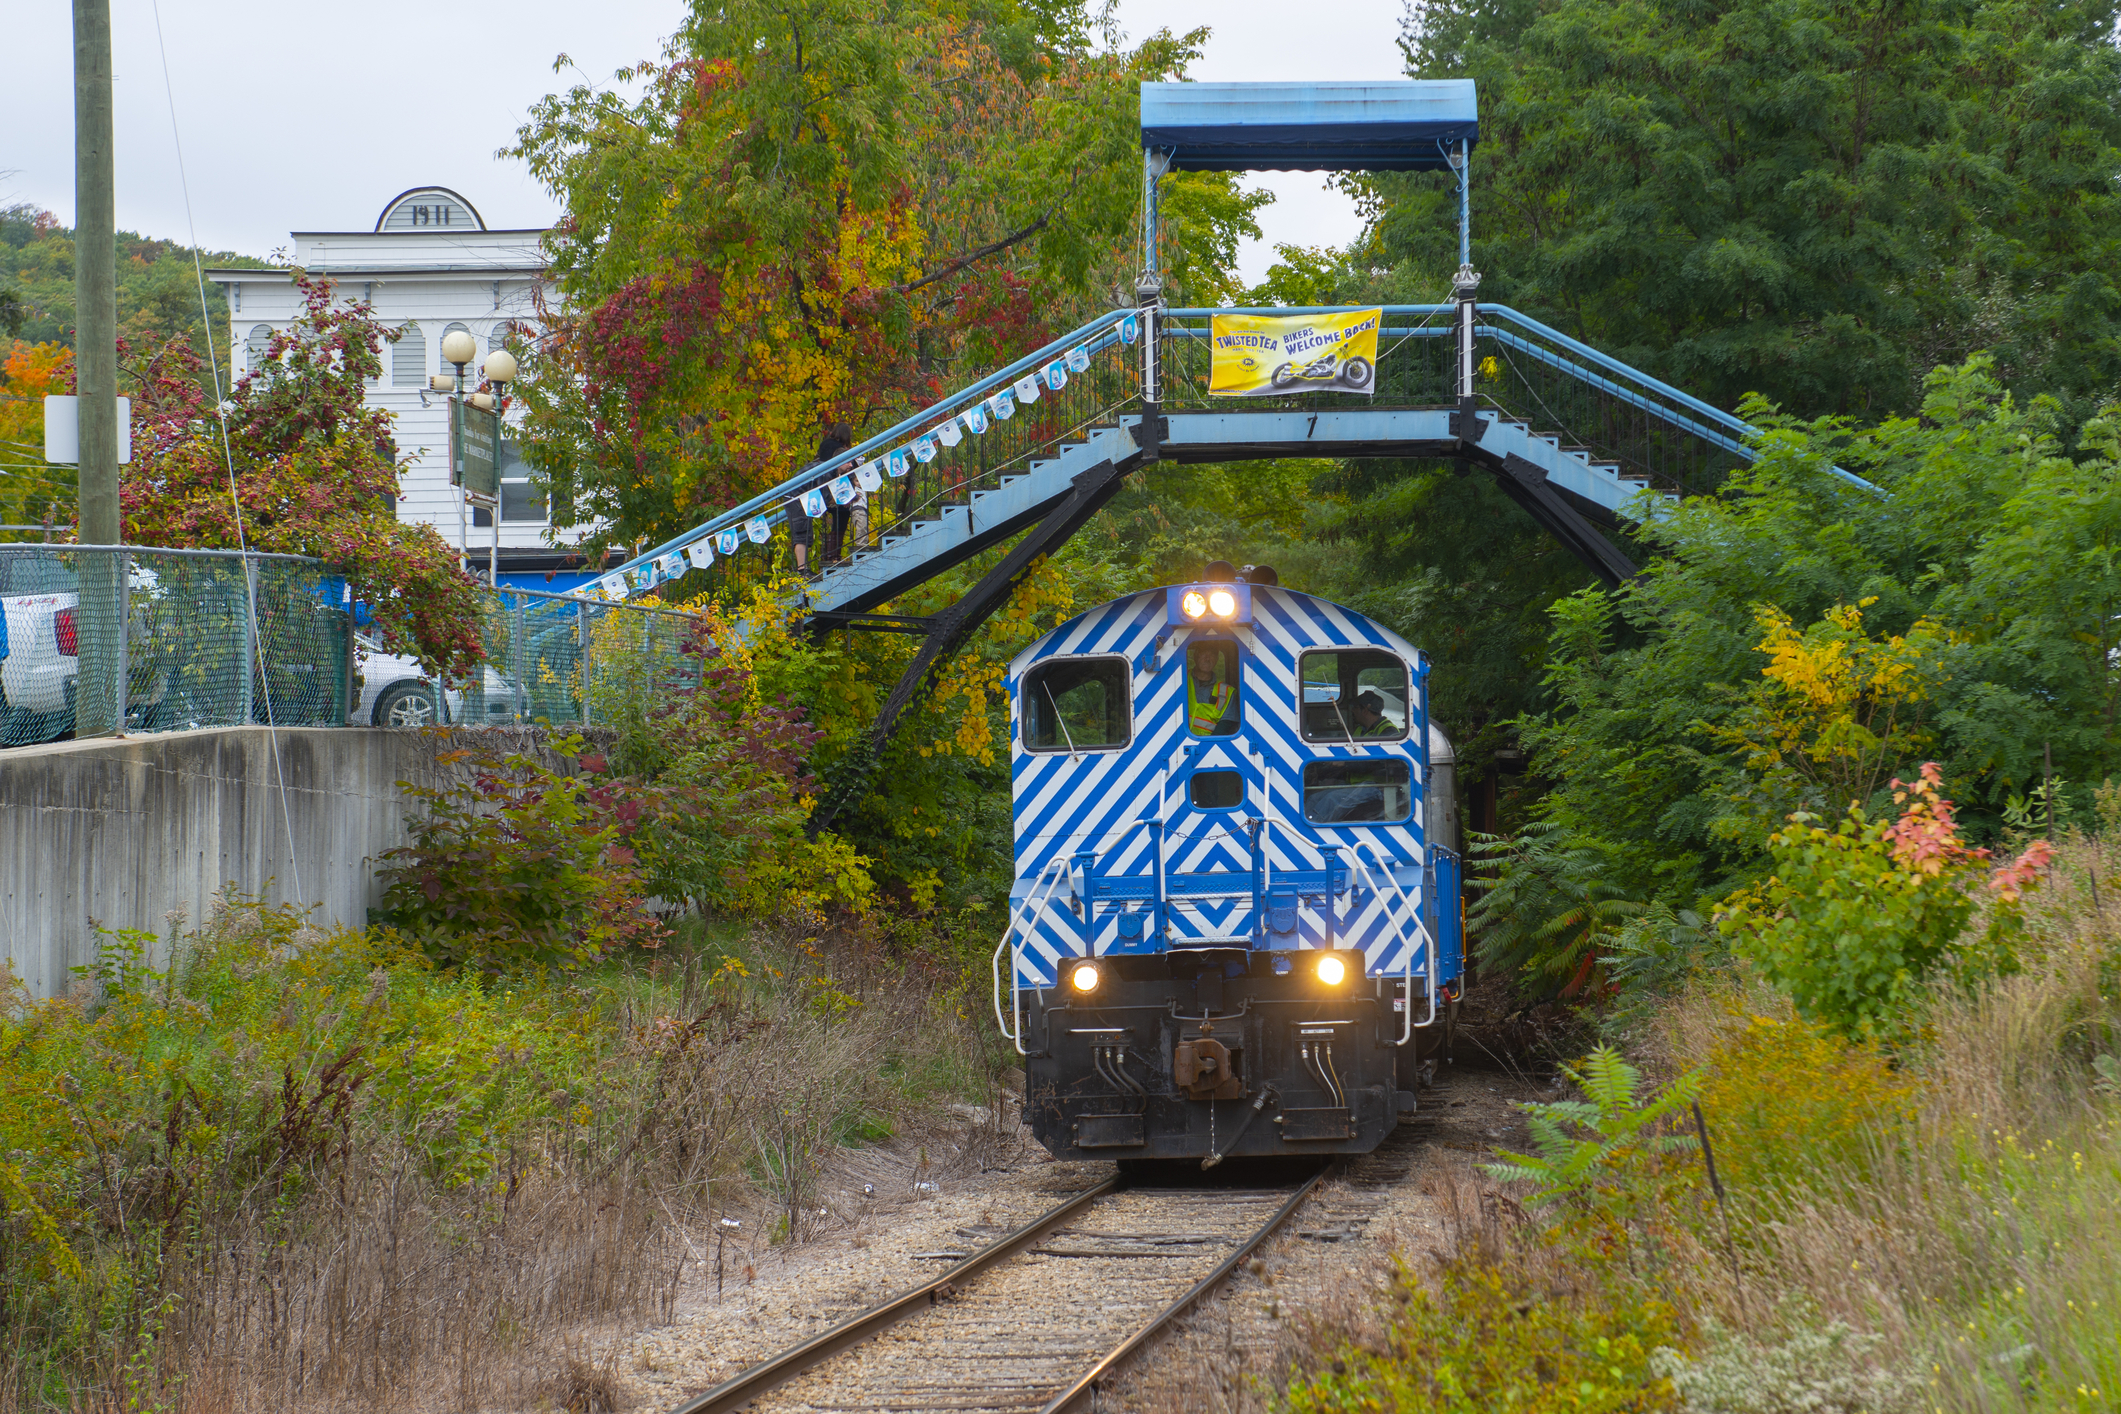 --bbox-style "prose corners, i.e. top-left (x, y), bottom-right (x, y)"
top-left (593, 309), bottom-right (1145, 612)
top-left (593, 297), bottom-right (1880, 613)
